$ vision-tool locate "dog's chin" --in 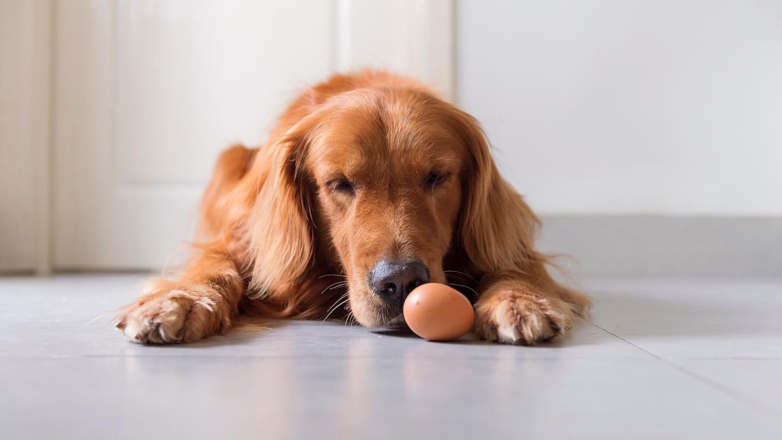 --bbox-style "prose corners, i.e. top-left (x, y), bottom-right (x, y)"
top-left (352, 300), bottom-right (406, 330)
top-left (366, 312), bottom-right (407, 334)
top-left (374, 302), bottom-right (408, 328)
top-left (360, 309), bottom-right (405, 330)
top-left (383, 313), bottom-right (406, 327)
